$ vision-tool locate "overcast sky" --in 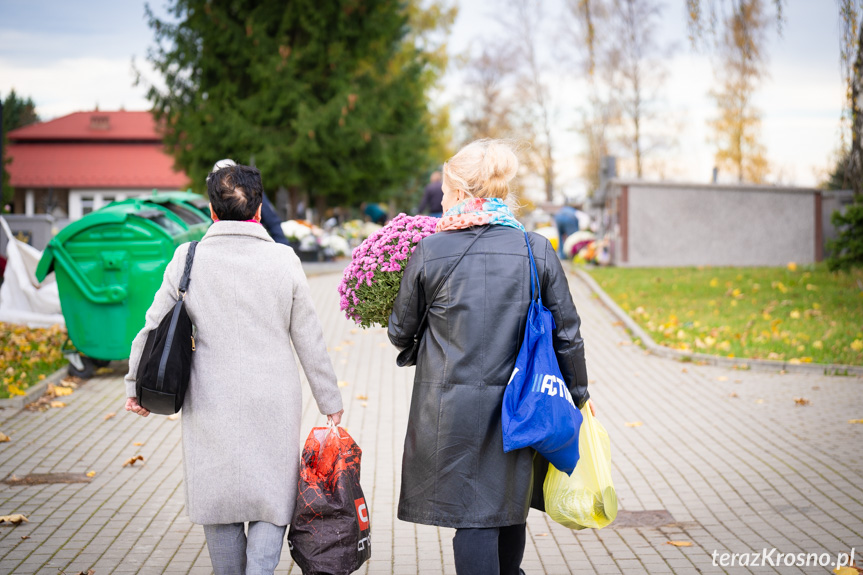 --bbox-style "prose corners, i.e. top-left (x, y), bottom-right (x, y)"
top-left (0, 0), bottom-right (846, 196)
